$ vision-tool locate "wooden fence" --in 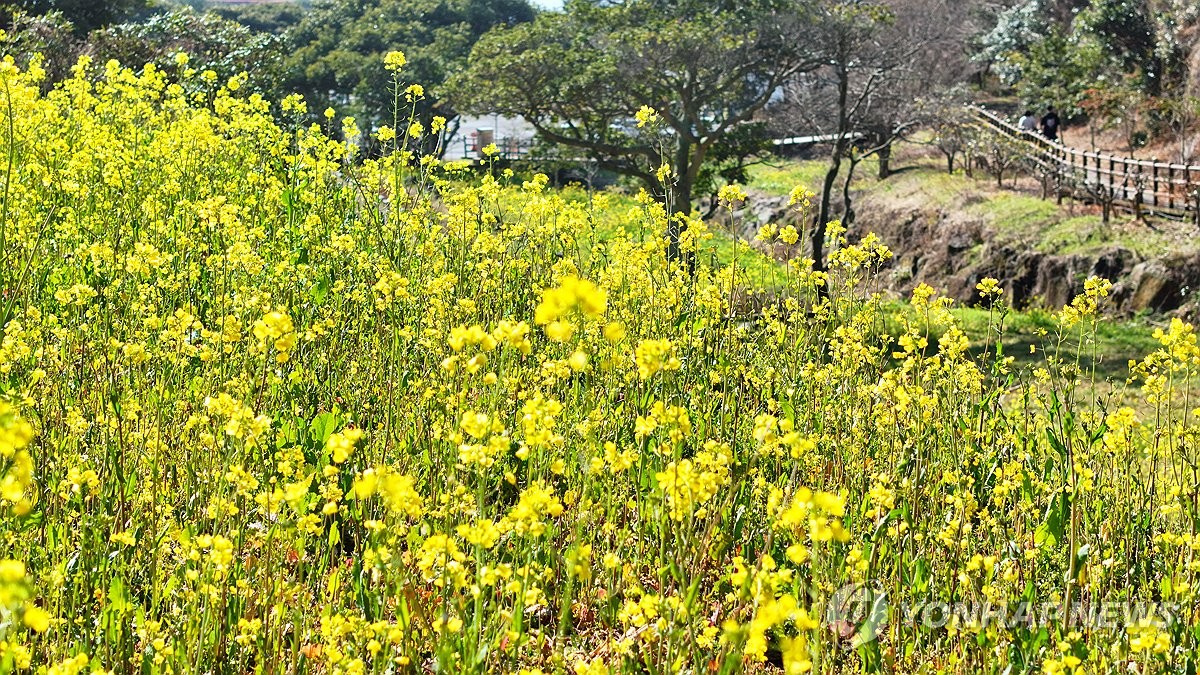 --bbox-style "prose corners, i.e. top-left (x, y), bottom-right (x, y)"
top-left (454, 135), bottom-right (538, 161)
top-left (969, 106), bottom-right (1200, 223)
